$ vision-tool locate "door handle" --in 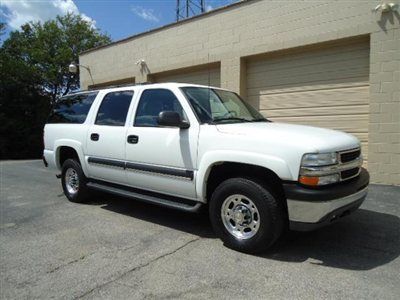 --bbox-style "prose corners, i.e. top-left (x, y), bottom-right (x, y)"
top-left (90, 133), bottom-right (99, 141)
top-left (127, 135), bottom-right (139, 144)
